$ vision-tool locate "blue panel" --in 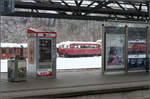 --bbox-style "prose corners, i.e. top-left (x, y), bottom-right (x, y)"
top-left (0, 0), bottom-right (15, 14)
top-left (128, 58), bottom-right (149, 69)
